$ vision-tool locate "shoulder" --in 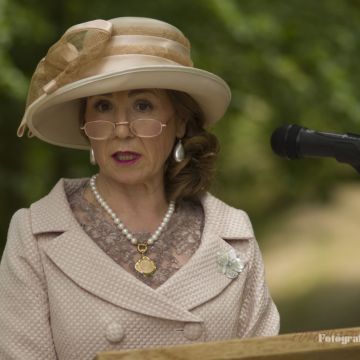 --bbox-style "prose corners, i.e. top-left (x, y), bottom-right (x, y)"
top-left (31, 177), bottom-right (89, 207)
top-left (200, 192), bottom-right (254, 239)
top-left (3, 177), bottom-right (87, 260)
top-left (15, 177), bottom-right (89, 236)
top-left (8, 208), bottom-right (32, 236)
top-left (3, 208), bottom-right (41, 264)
